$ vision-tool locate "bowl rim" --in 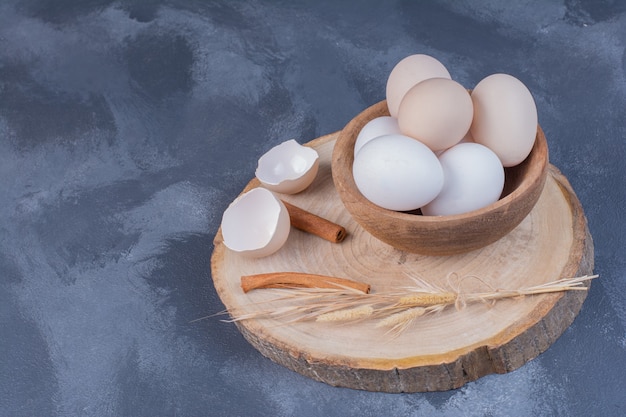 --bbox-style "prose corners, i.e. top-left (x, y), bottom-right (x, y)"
top-left (332, 99), bottom-right (549, 226)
